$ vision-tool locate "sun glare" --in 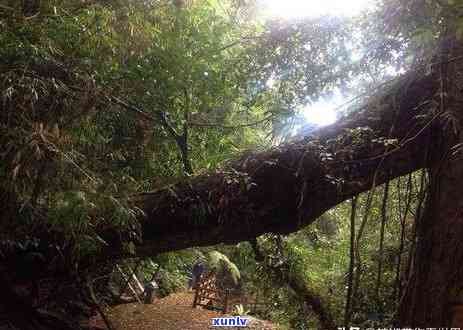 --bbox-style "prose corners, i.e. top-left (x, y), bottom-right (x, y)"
top-left (261, 0), bottom-right (372, 19)
top-left (306, 108), bottom-right (337, 126)
top-left (302, 92), bottom-right (345, 126)
top-left (303, 103), bottom-right (337, 126)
